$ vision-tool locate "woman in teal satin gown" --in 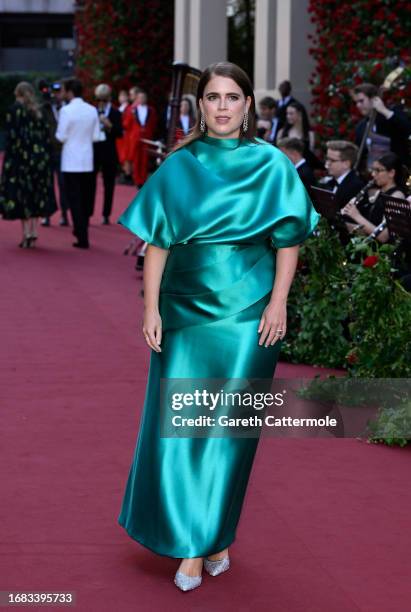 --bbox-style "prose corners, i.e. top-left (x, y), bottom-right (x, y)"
top-left (117, 62), bottom-right (319, 591)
